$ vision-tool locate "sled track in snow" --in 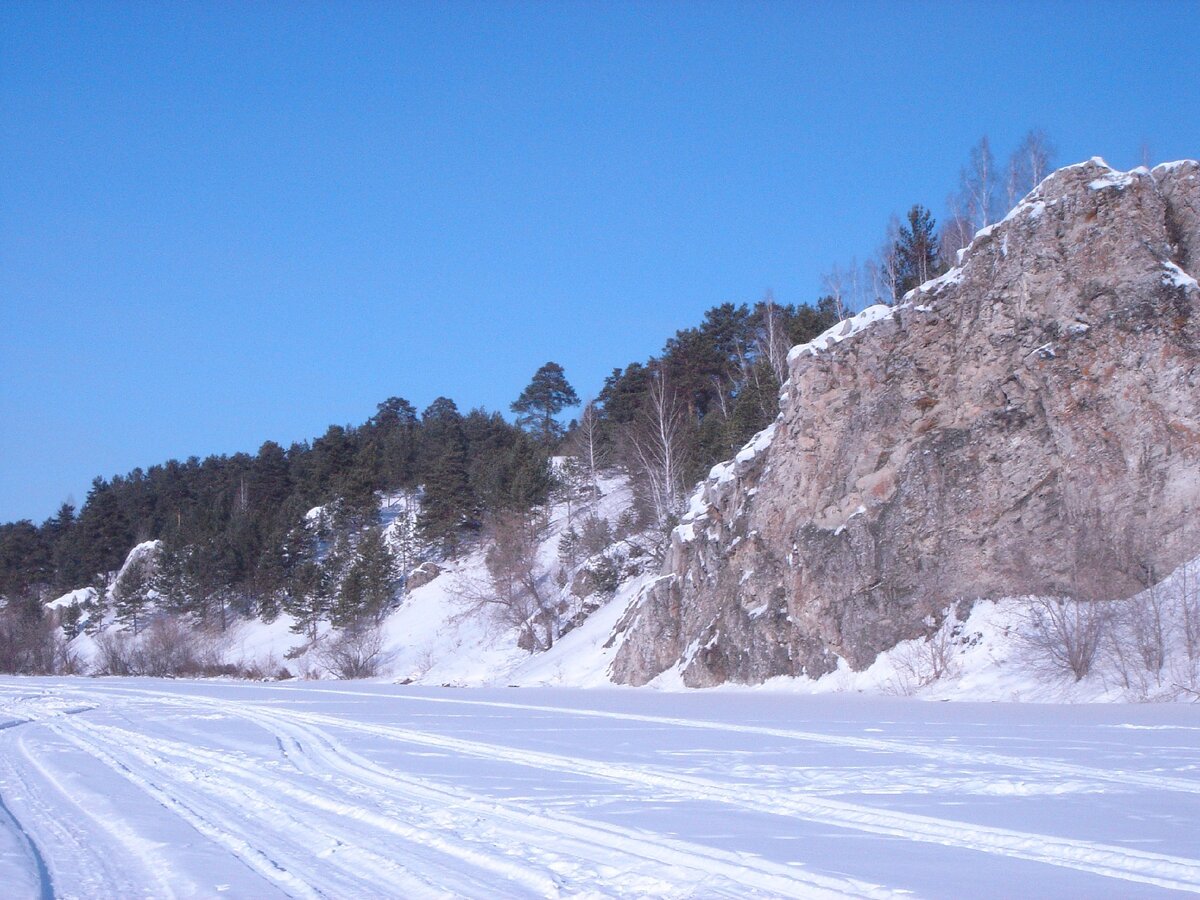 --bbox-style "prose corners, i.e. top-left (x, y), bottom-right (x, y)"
top-left (231, 685), bottom-right (1200, 796)
top-left (1, 685), bottom-right (893, 899)
top-left (84, 685), bottom-right (1200, 895)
